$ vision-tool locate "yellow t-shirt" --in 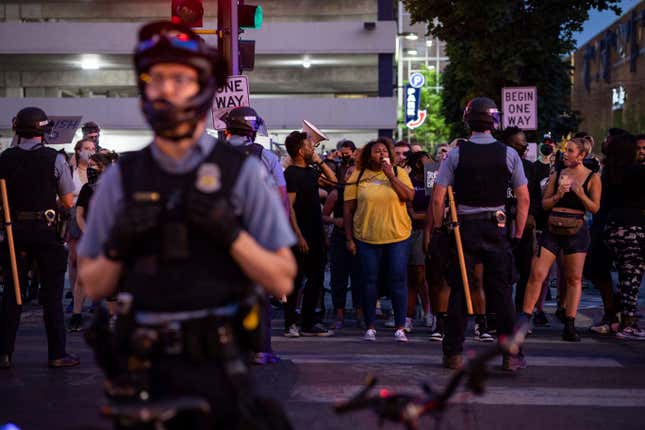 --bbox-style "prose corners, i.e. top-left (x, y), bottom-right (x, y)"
top-left (344, 168), bottom-right (413, 244)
